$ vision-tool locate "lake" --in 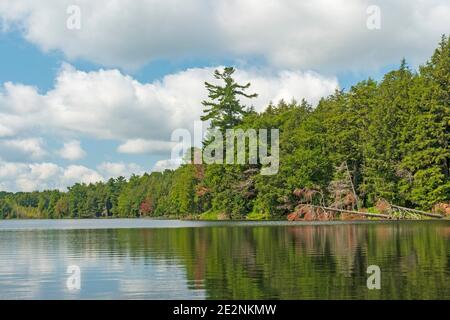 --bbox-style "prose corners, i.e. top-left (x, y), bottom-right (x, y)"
top-left (0, 219), bottom-right (449, 299)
